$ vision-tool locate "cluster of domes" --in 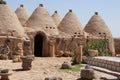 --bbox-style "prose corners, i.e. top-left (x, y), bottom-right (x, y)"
top-left (0, 2), bottom-right (115, 57)
top-left (0, 3), bottom-right (113, 38)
